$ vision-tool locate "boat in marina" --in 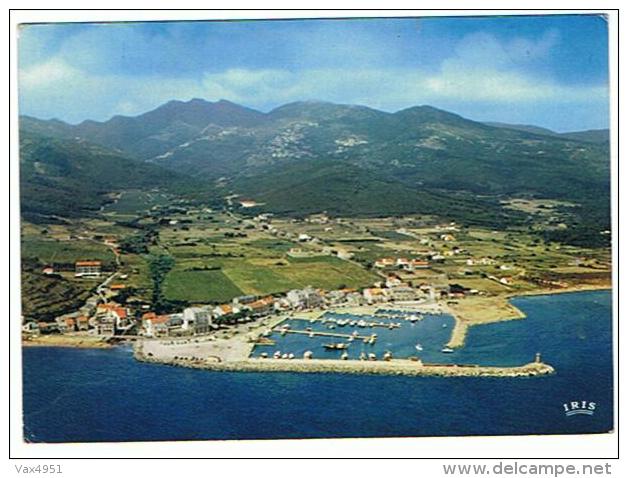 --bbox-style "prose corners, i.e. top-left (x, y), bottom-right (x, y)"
top-left (323, 343), bottom-right (349, 350)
